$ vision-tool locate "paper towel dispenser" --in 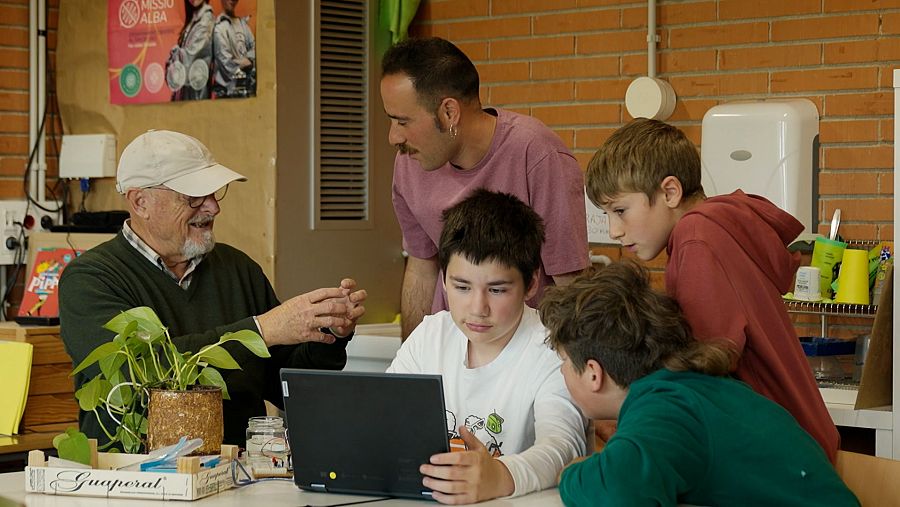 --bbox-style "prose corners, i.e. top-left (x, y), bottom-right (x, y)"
top-left (700, 99), bottom-right (819, 233)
